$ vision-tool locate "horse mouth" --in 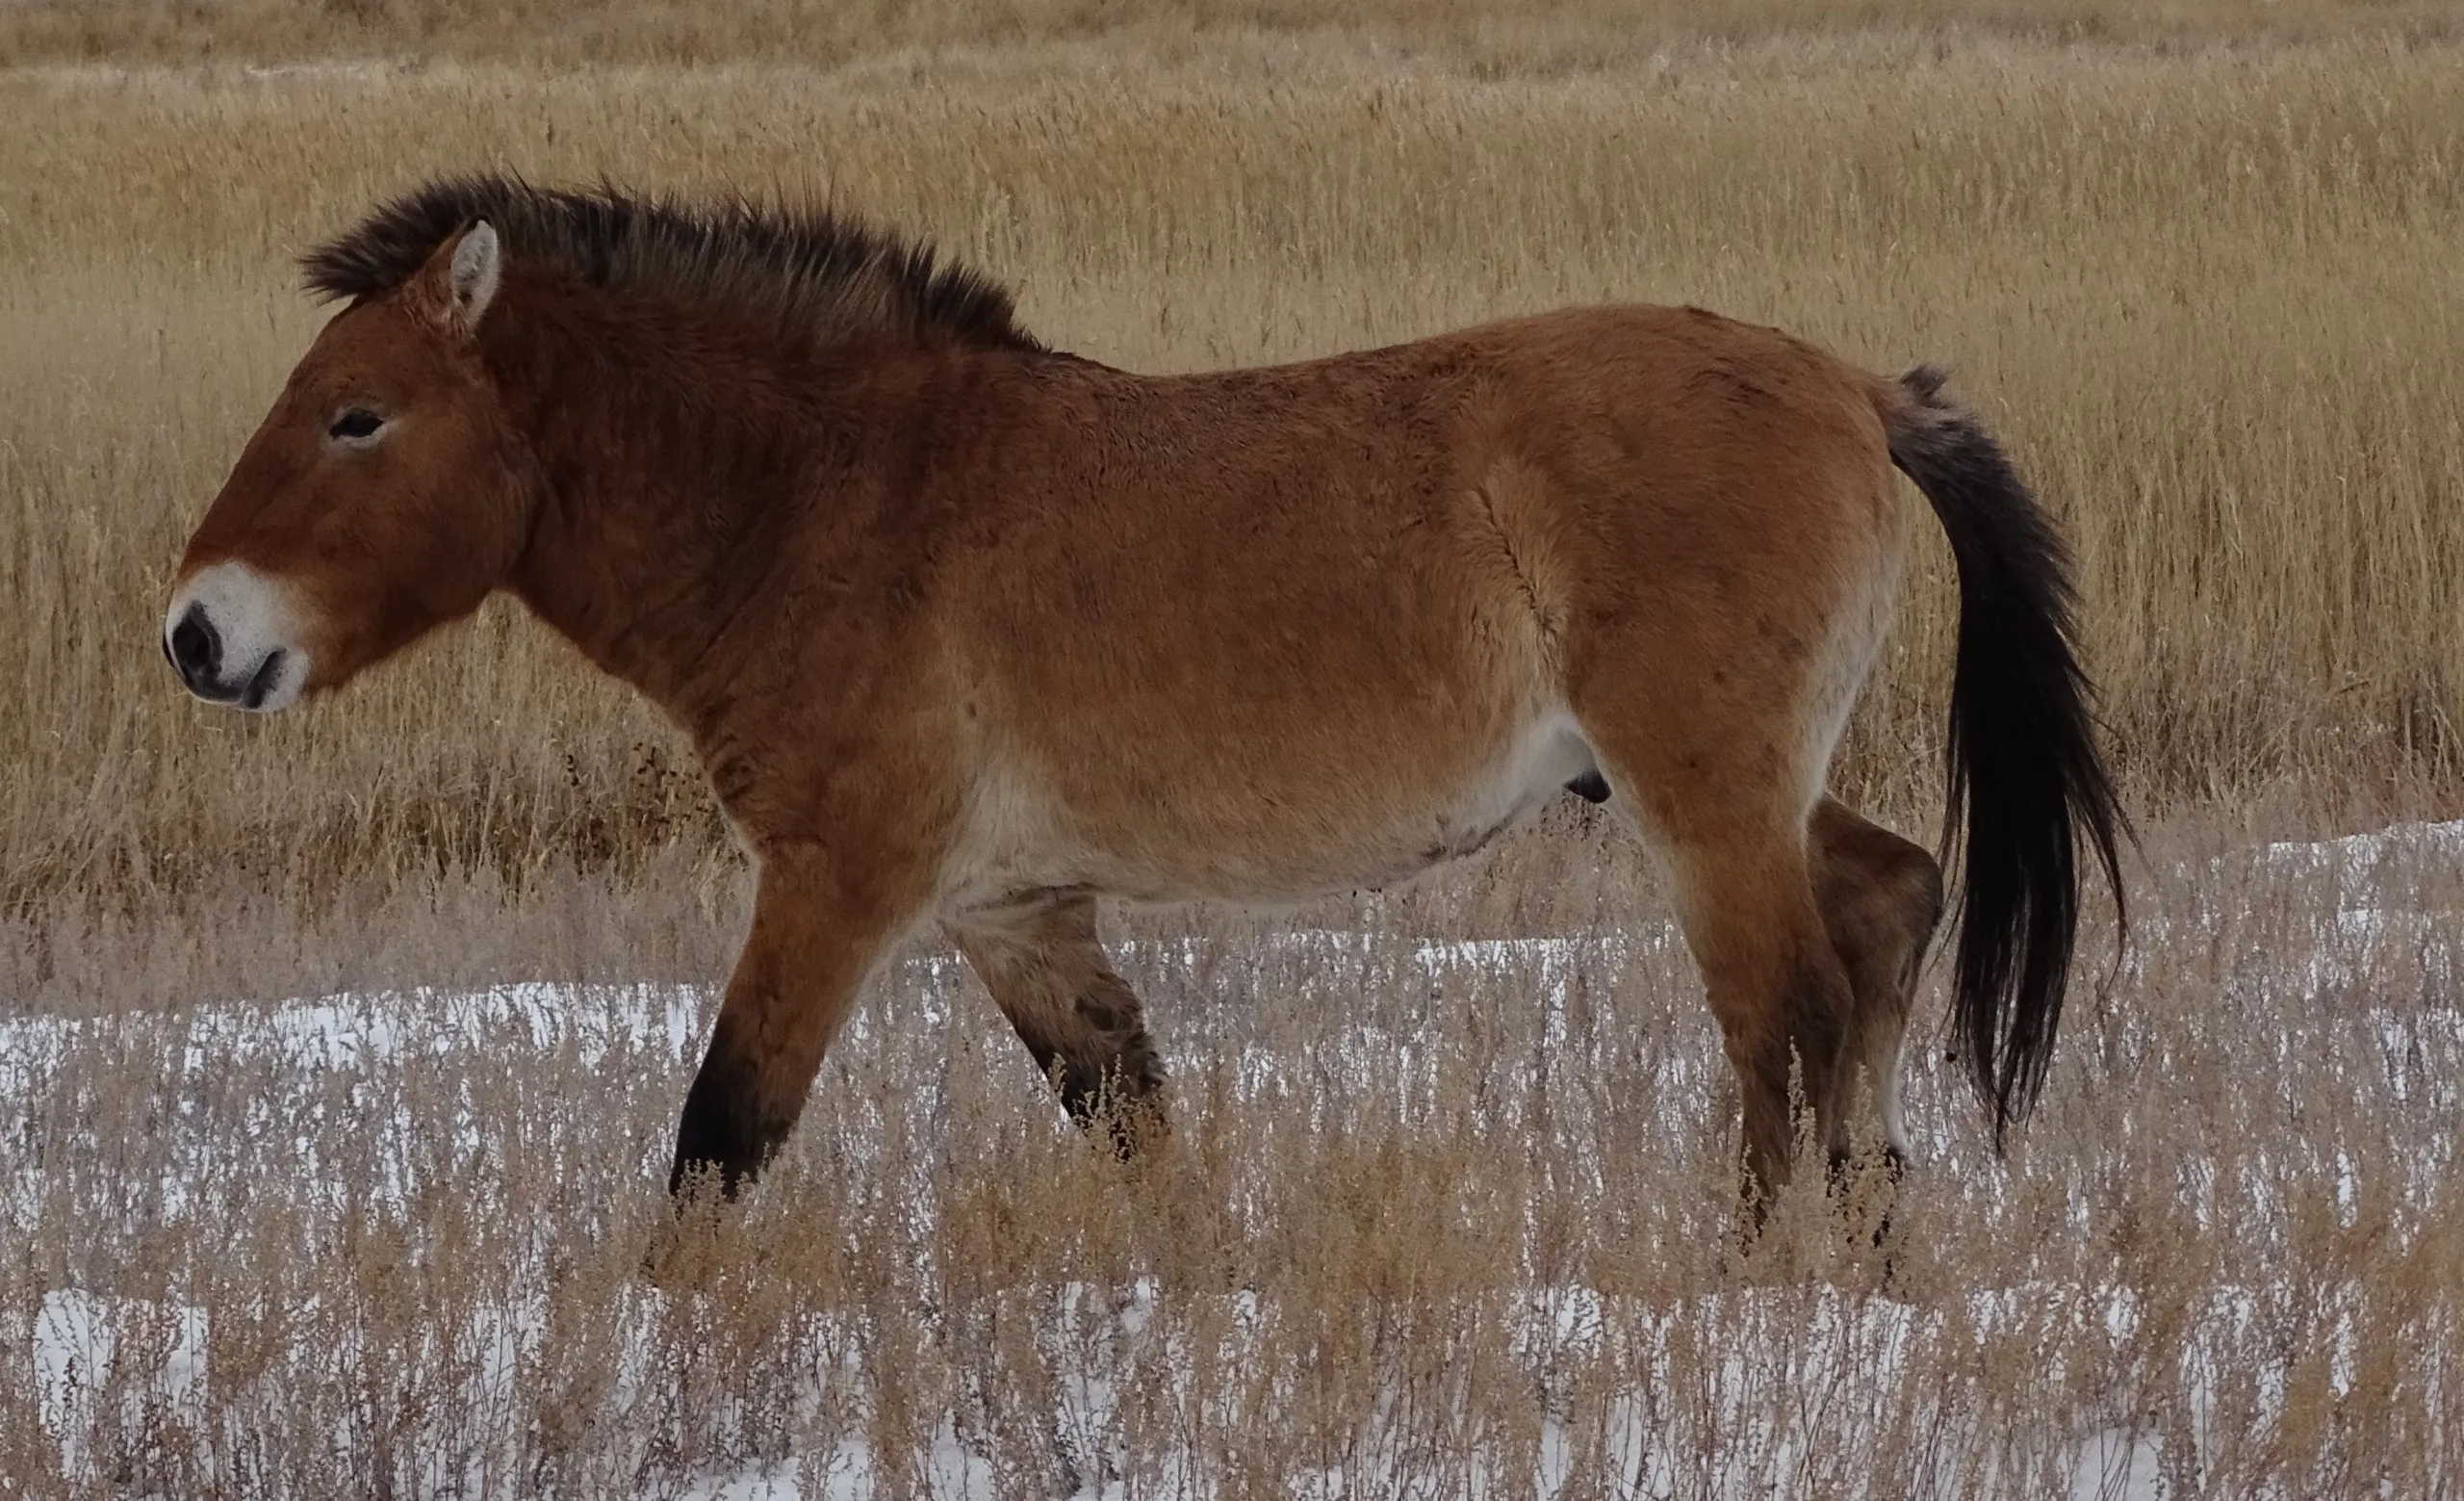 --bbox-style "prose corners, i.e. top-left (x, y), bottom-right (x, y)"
top-left (237, 650), bottom-right (291, 711)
